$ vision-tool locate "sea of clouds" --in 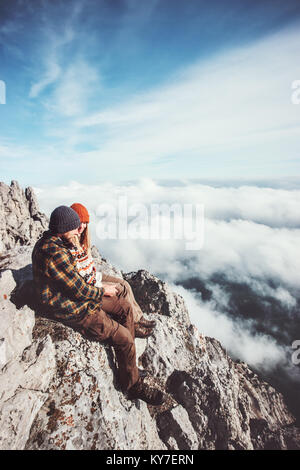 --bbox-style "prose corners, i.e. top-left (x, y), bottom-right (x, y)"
top-left (34, 178), bottom-right (300, 414)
